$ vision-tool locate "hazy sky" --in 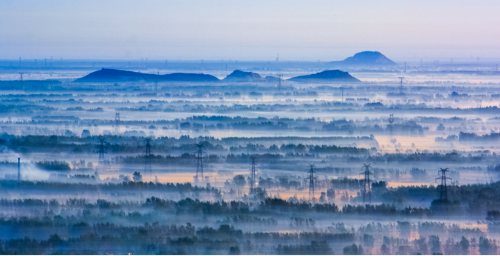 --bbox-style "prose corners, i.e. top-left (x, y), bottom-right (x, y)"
top-left (1, 0), bottom-right (499, 61)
